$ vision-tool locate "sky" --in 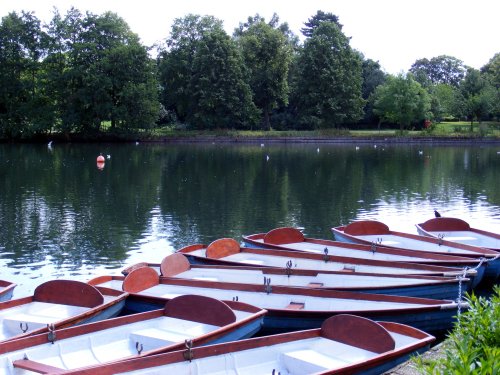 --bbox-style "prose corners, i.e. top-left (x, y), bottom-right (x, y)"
top-left (1, 0), bottom-right (499, 74)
